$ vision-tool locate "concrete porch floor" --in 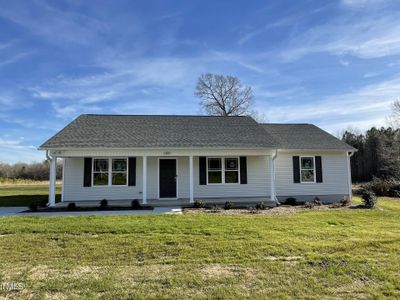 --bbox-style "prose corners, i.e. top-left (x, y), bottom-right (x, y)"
top-left (56, 197), bottom-right (277, 208)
